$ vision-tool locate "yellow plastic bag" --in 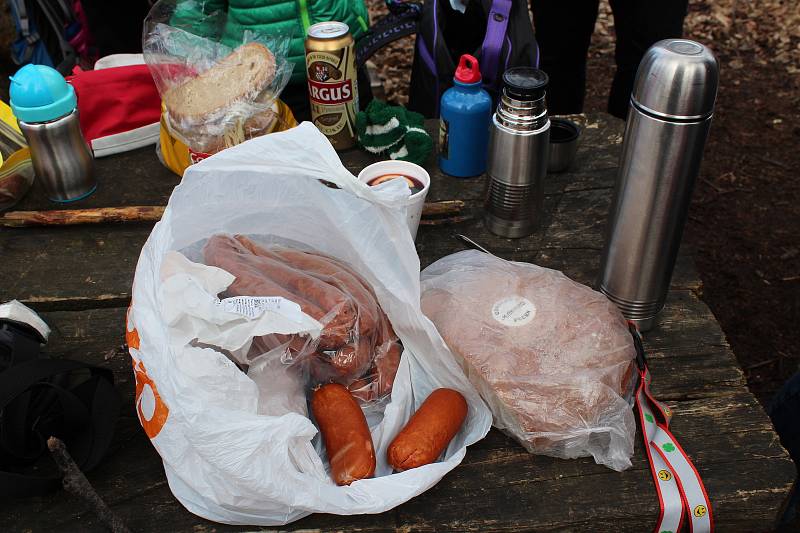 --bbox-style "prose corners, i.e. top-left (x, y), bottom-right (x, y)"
top-left (158, 99), bottom-right (298, 176)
